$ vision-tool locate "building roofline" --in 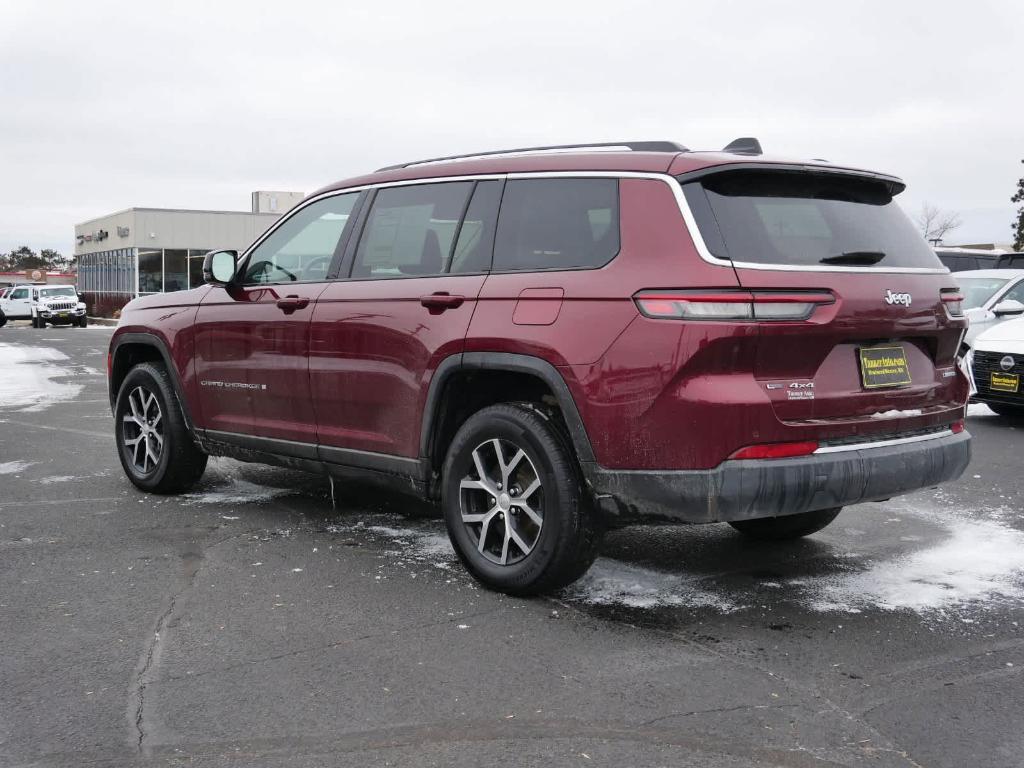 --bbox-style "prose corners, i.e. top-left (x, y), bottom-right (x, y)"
top-left (75, 207), bottom-right (283, 227)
